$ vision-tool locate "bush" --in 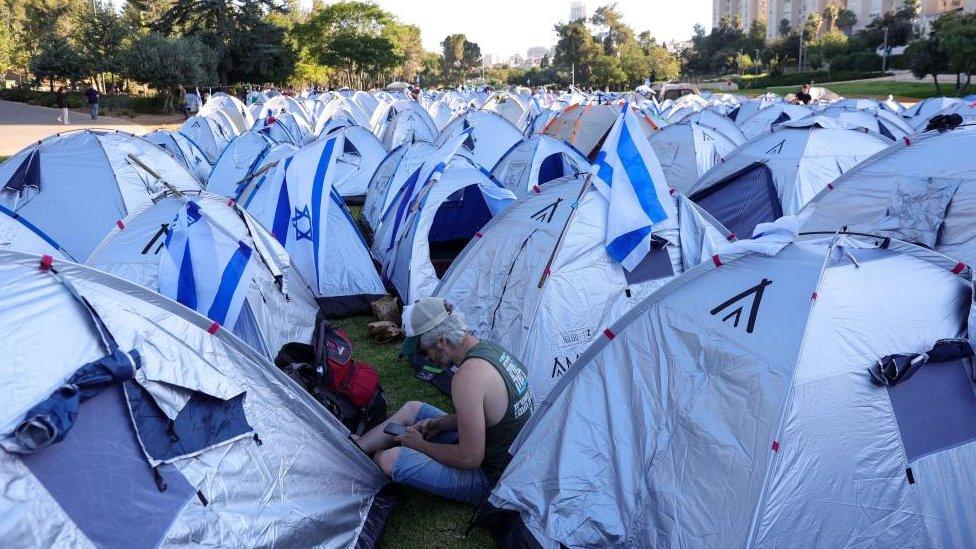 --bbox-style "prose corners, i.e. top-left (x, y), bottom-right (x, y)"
top-left (829, 51), bottom-right (883, 71)
top-left (736, 69), bottom-right (888, 88)
top-left (0, 88), bottom-right (168, 114)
